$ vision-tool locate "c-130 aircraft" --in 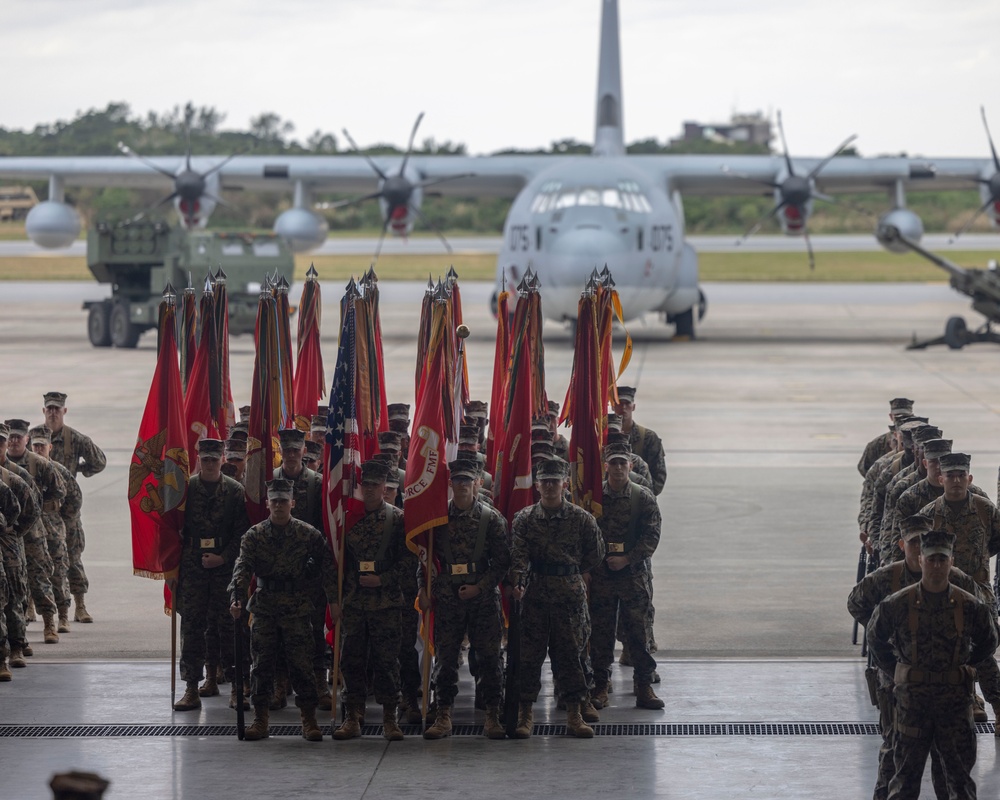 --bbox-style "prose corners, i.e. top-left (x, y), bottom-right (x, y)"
top-left (3, 0), bottom-right (999, 336)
